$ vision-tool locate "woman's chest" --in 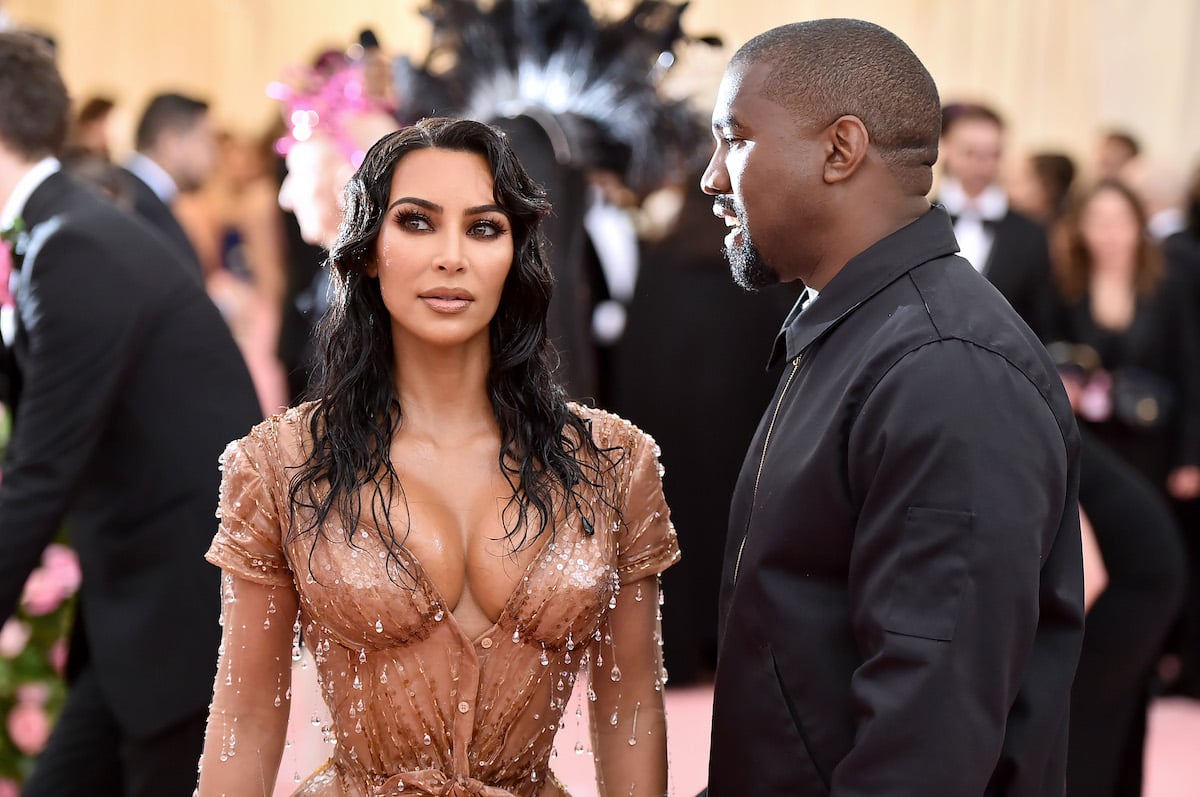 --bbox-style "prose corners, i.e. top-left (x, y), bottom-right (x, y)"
top-left (284, 503), bottom-right (622, 653)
